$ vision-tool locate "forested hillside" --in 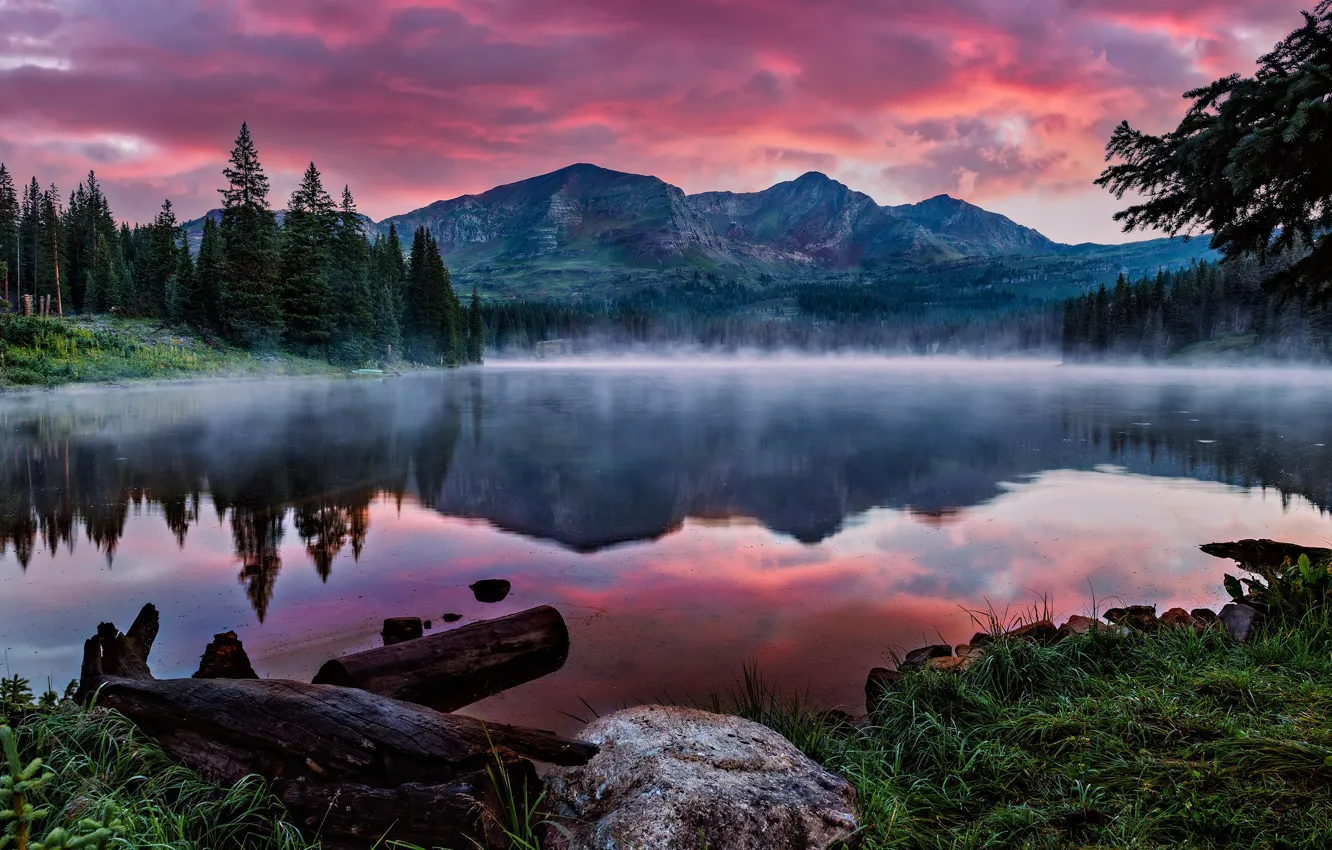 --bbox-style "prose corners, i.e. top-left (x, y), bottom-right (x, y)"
top-left (0, 124), bottom-right (481, 368)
